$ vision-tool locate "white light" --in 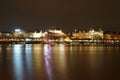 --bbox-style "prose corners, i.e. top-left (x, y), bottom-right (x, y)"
top-left (33, 32), bottom-right (42, 38)
top-left (25, 38), bottom-right (32, 41)
top-left (15, 29), bottom-right (21, 32)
